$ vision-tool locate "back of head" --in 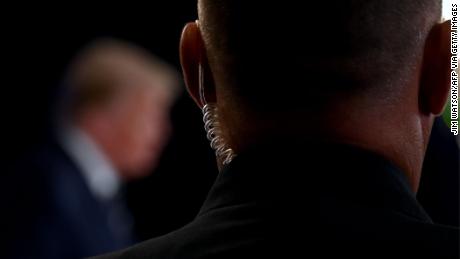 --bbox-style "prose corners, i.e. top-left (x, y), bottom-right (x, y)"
top-left (181, 0), bottom-right (450, 191)
top-left (199, 0), bottom-right (442, 112)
